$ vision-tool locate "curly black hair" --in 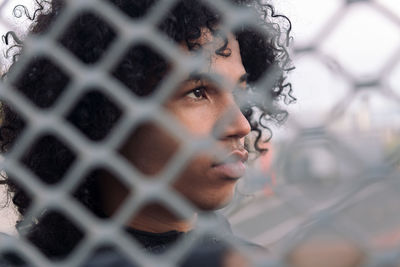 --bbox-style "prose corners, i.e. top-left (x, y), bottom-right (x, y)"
top-left (0, 0), bottom-right (294, 260)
